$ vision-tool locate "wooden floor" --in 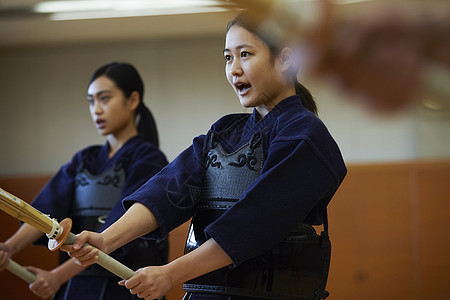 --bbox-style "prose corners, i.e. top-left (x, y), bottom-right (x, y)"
top-left (1, 160), bottom-right (449, 299)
